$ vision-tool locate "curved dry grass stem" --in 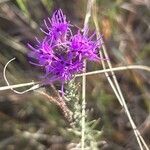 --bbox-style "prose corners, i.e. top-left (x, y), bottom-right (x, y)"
top-left (1, 64), bottom-right (149, 91)
top-left (3, 58), bottom-right (40, 94)
top-left (92, 3), bottom-right (149, 150)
